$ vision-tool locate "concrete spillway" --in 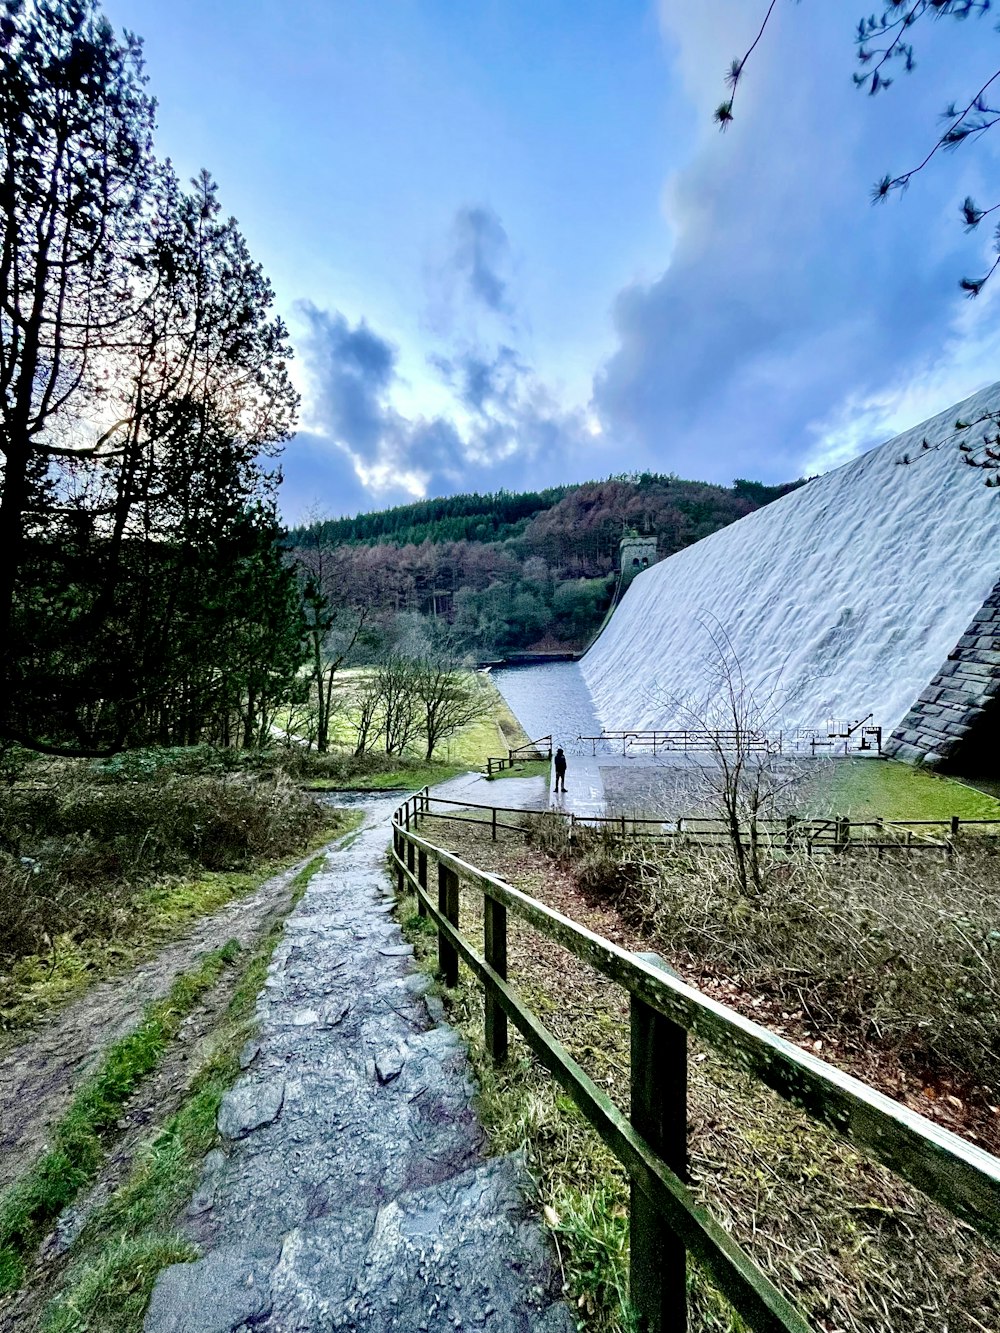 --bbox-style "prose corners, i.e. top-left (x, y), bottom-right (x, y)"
top-left (581, 383), bottom-right (1000, 766)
